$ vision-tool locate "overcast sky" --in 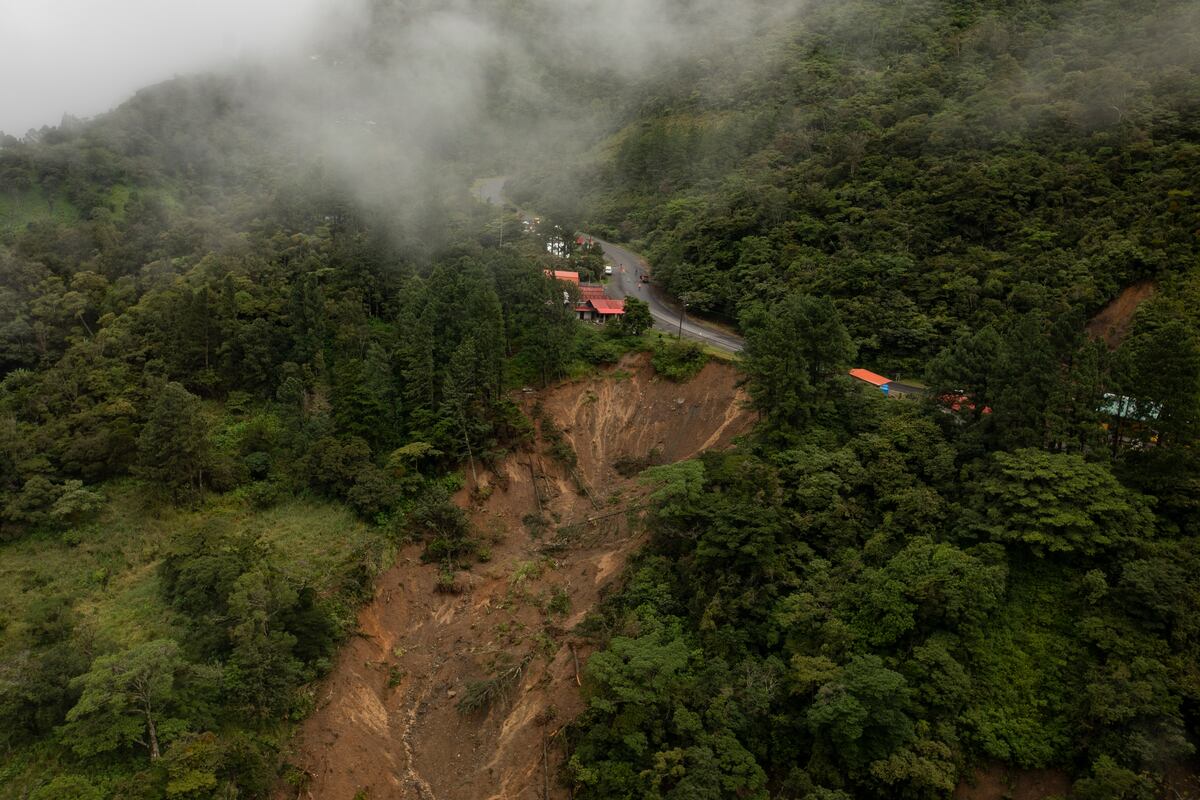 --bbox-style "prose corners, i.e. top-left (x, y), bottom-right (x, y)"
top-left (0, 0), bottom-right (339, 135)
